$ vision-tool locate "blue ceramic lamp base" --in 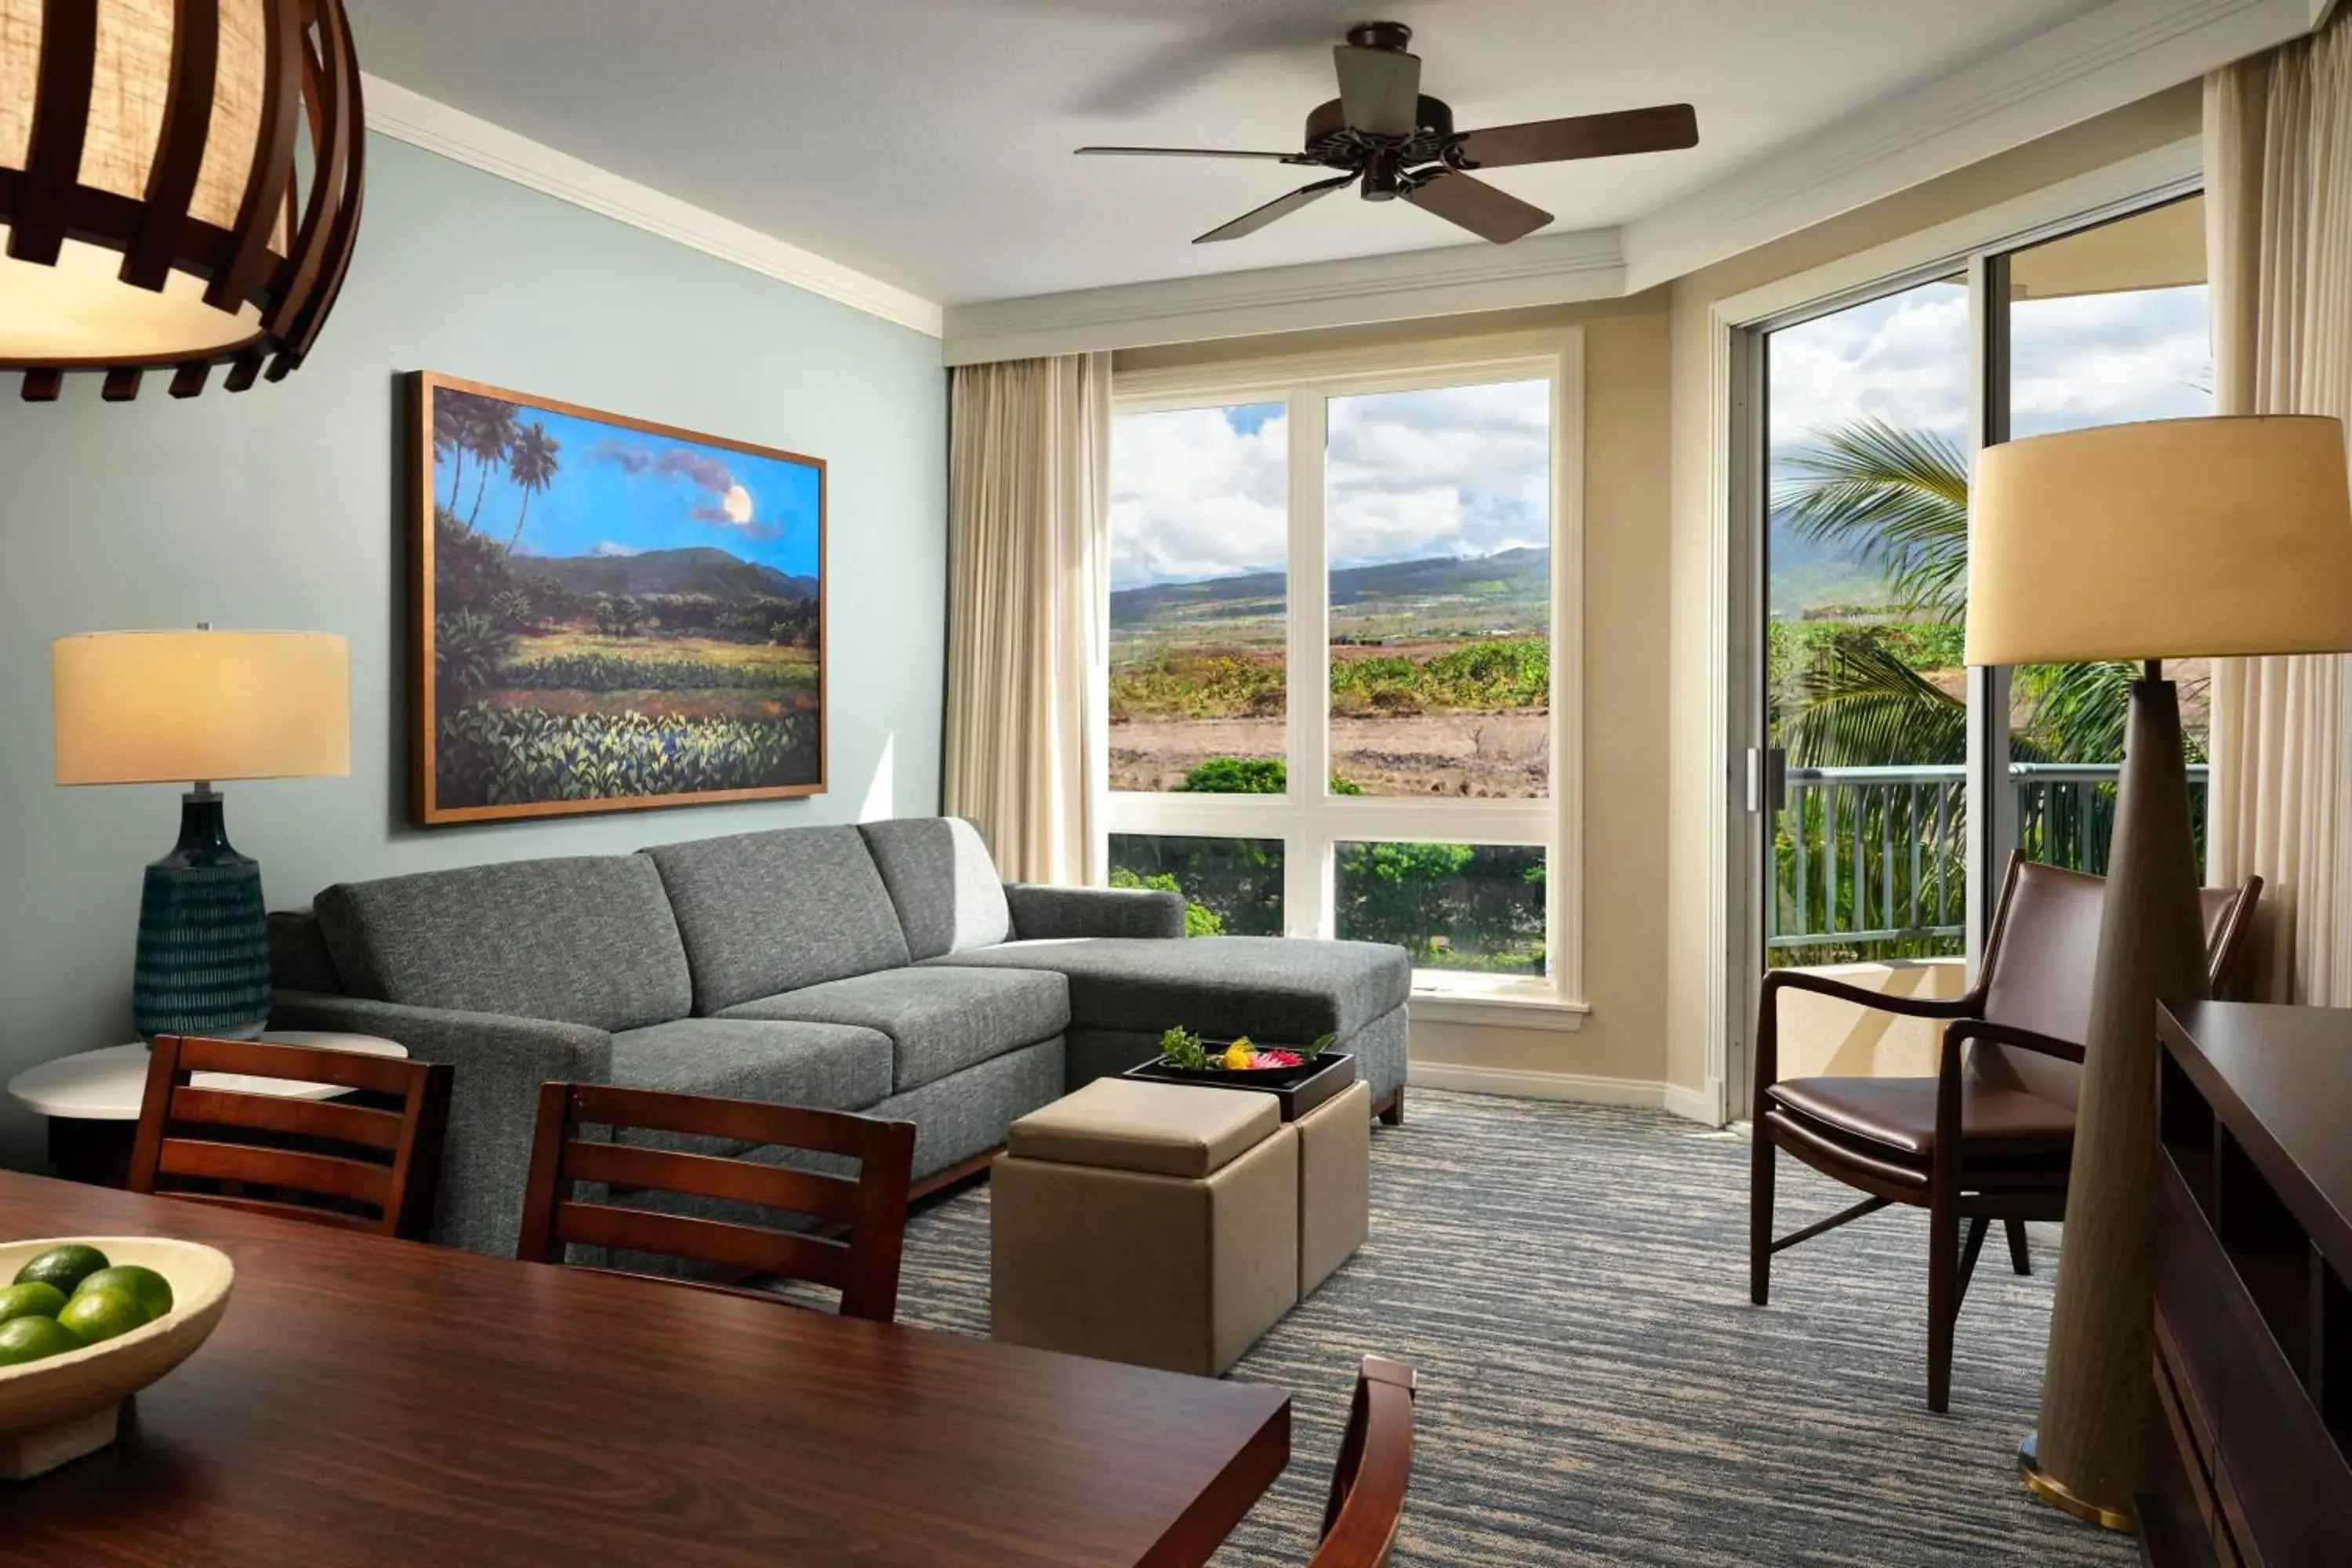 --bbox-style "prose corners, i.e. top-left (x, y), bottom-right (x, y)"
top-left (132, 790), bottom-right (270, 1044)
